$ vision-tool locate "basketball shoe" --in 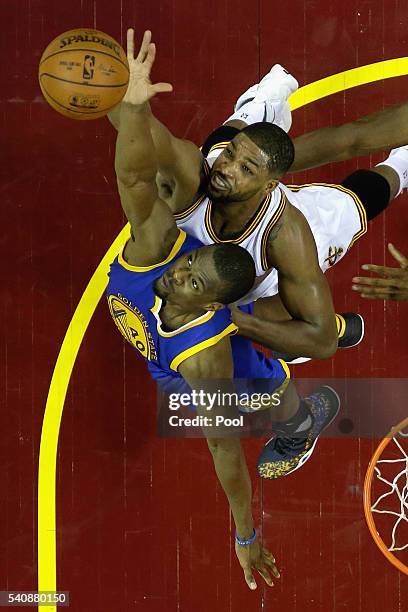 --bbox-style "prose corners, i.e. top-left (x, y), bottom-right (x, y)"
top-left (257, 386), bottom-right (340, 479)
top-left (234, 64), bottom-right (298, 132)
top-left (274, 312), bottom-right (365, 365)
